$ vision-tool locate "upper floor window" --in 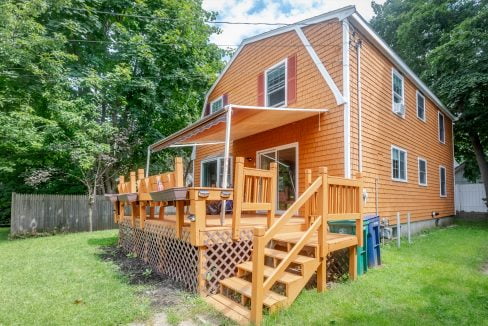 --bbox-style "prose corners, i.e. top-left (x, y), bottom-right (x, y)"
top-left (391, 145), bottom-right (407, 182)
top-left (418, 157), bottom-right (427, 186)
top-left (416, 91), bottom-right (426, 121)
top-left (439, 165), bottom-right (447, 197)
top-left (438, 112), bottom-right (445, 143)
top-left (392, 69), bottom-right (405, 117)
top-left (266, 61), bottom-right (287, 107)
top-left (210, 96), bottom-right (223, 113)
